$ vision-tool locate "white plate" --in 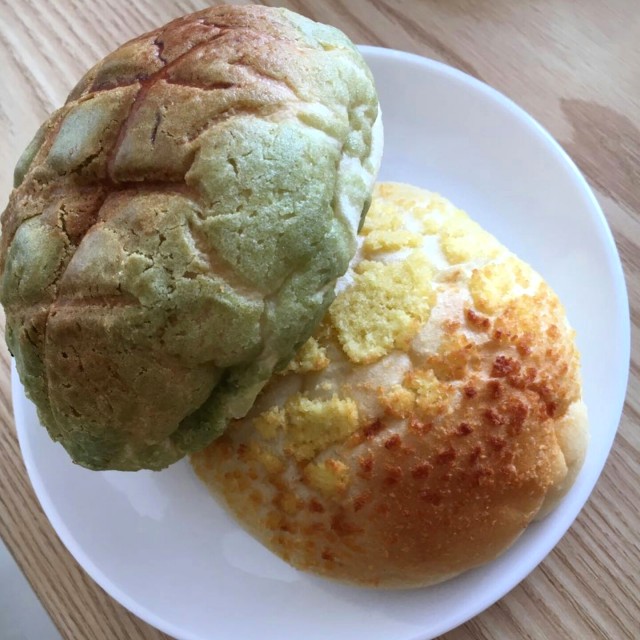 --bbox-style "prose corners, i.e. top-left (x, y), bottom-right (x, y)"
top-left (13, 47), bottom-right (629, 640)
